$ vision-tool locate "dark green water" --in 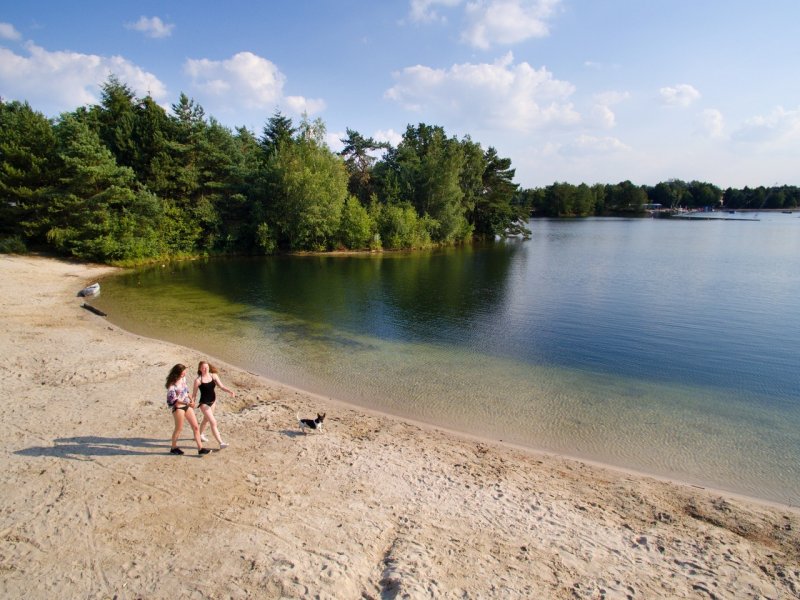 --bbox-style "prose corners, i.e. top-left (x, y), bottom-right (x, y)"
top-left (92, 216), bottom-right (800, 505)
